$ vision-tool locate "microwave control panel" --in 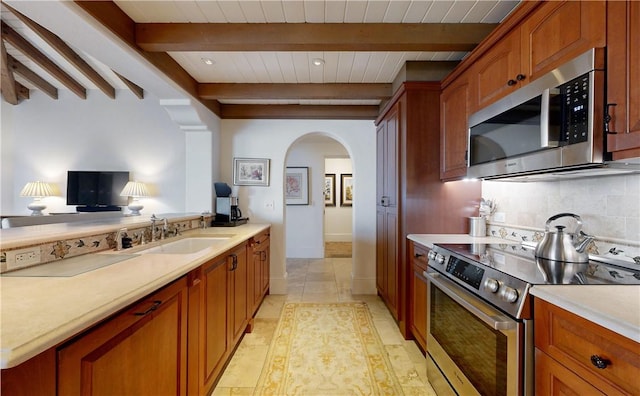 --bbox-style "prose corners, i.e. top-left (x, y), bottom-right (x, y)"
top-left (561, 74), bottom-right (590, 144)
